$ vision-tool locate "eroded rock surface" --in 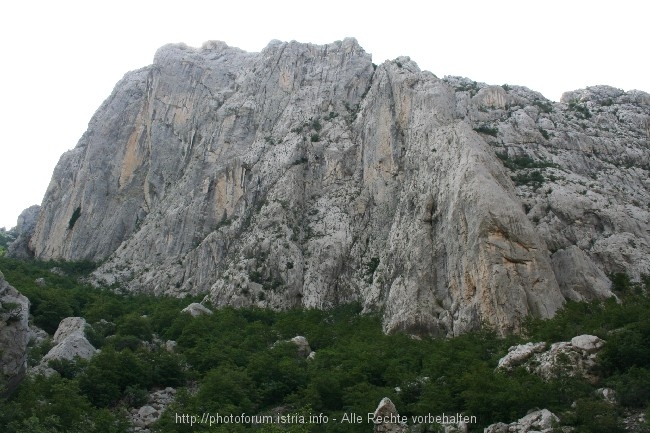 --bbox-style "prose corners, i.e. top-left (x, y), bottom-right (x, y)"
top-left (484, 409), bottom-right (560, 433)
top-left (497, 342), bottom-right (547, 370)
top-left (181, 302), bottom-right (213, 317)
top-left (34, 317), bottom-right (97, 374)
top-left (7, 205), bottom-right (40, 259)
top-left (498, 335), bottom-right (604, 380)
top-left (289, 336), bottom-right (312, 358)
top-left (0, 272), bottom-right (30, 396)
top-left (372, 397), bottom-right (408, 433)
top-left (27, 39), bottom-right (648, 335)
top-left (129, 387), bottom-right (177, 433)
